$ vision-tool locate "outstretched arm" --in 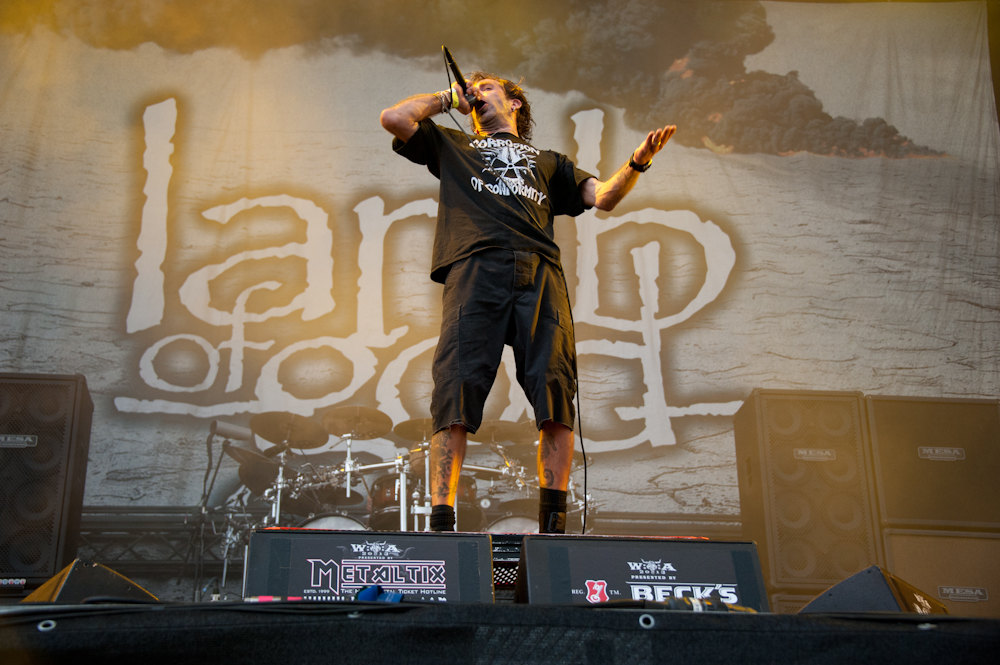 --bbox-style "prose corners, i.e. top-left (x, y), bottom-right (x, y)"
top-left (580, 125), bottom-right (676, 211)
top-left (380, 82), bottom-right (472, 142)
